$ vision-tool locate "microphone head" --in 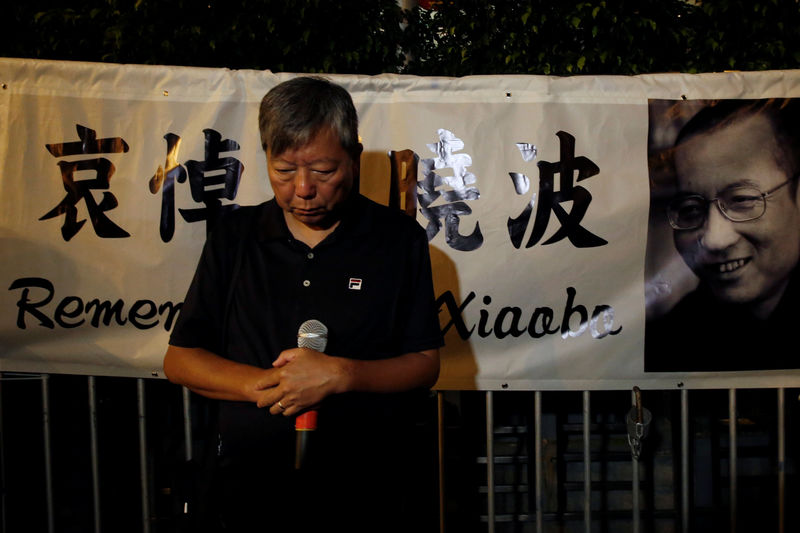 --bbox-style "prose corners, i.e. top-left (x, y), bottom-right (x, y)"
top-left (297, 319), bottom-right (328, 352)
